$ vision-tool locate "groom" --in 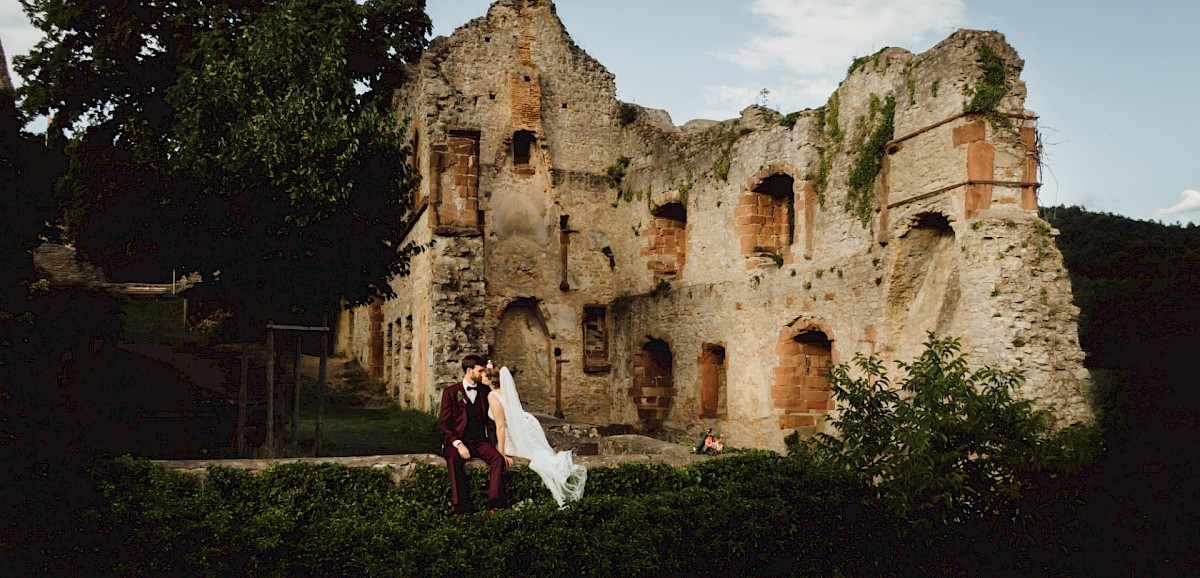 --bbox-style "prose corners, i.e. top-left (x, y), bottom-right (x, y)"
top-left (438, 354), bottom-right (506, 514)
